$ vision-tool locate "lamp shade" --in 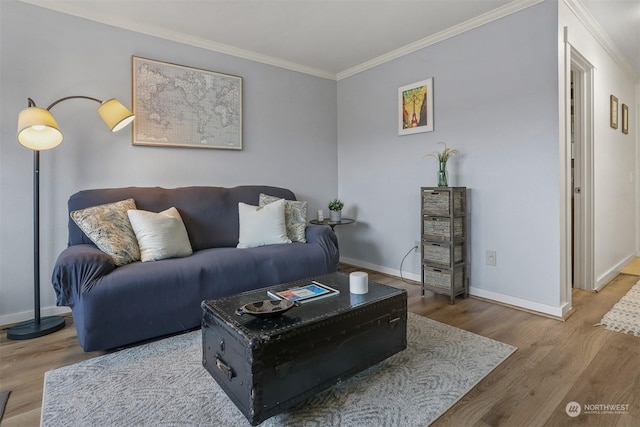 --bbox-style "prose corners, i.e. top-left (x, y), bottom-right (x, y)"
top-left (17, 107), bottom-right (63, 150)
top-left (98, 98), bottom-right (135, 132)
